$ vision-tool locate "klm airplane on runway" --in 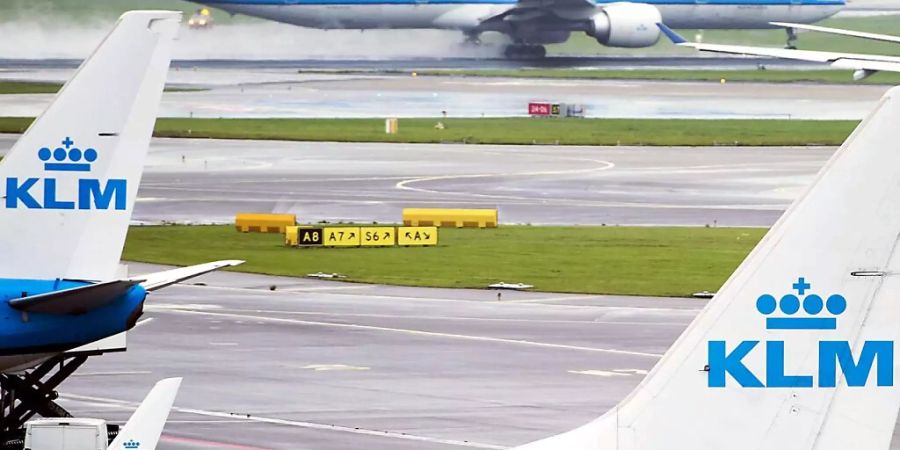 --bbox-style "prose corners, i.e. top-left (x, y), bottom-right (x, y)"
top-left (0, 11), bottom-right (241, 376)
top-left (189, 0), bottom-right (844, 57)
